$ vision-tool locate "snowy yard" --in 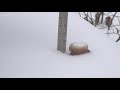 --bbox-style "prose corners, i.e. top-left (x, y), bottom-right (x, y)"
top-left (0, 12), bottom-right (120, 78)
